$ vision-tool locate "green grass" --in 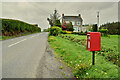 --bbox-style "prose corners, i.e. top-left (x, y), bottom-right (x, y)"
top-left (60, 34), bottom-right (119, 66)
top-left (59, 66), bottom-right (63, 69)
top-left (64, 34), bottom-right (87, 39)
top-left (64, 34), bottom-right (118, 51)
top-left (48, 35), bottom-right (118, 78)
top-left (0, 36), bottom-right (14, 40)
top-left (101, 35), bottom-right (118, 51)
